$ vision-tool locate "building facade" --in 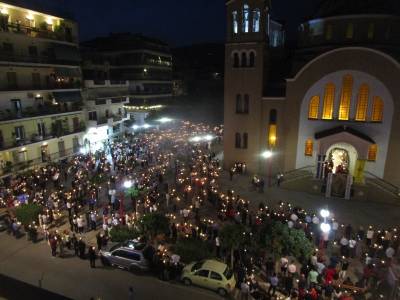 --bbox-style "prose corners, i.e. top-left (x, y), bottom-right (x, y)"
top-left (224, 0), bottom-right (400, 187)
top-left (81, 34), bottom-right (173, 134)
top-left (0, 1), bottom-right (85, 174)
